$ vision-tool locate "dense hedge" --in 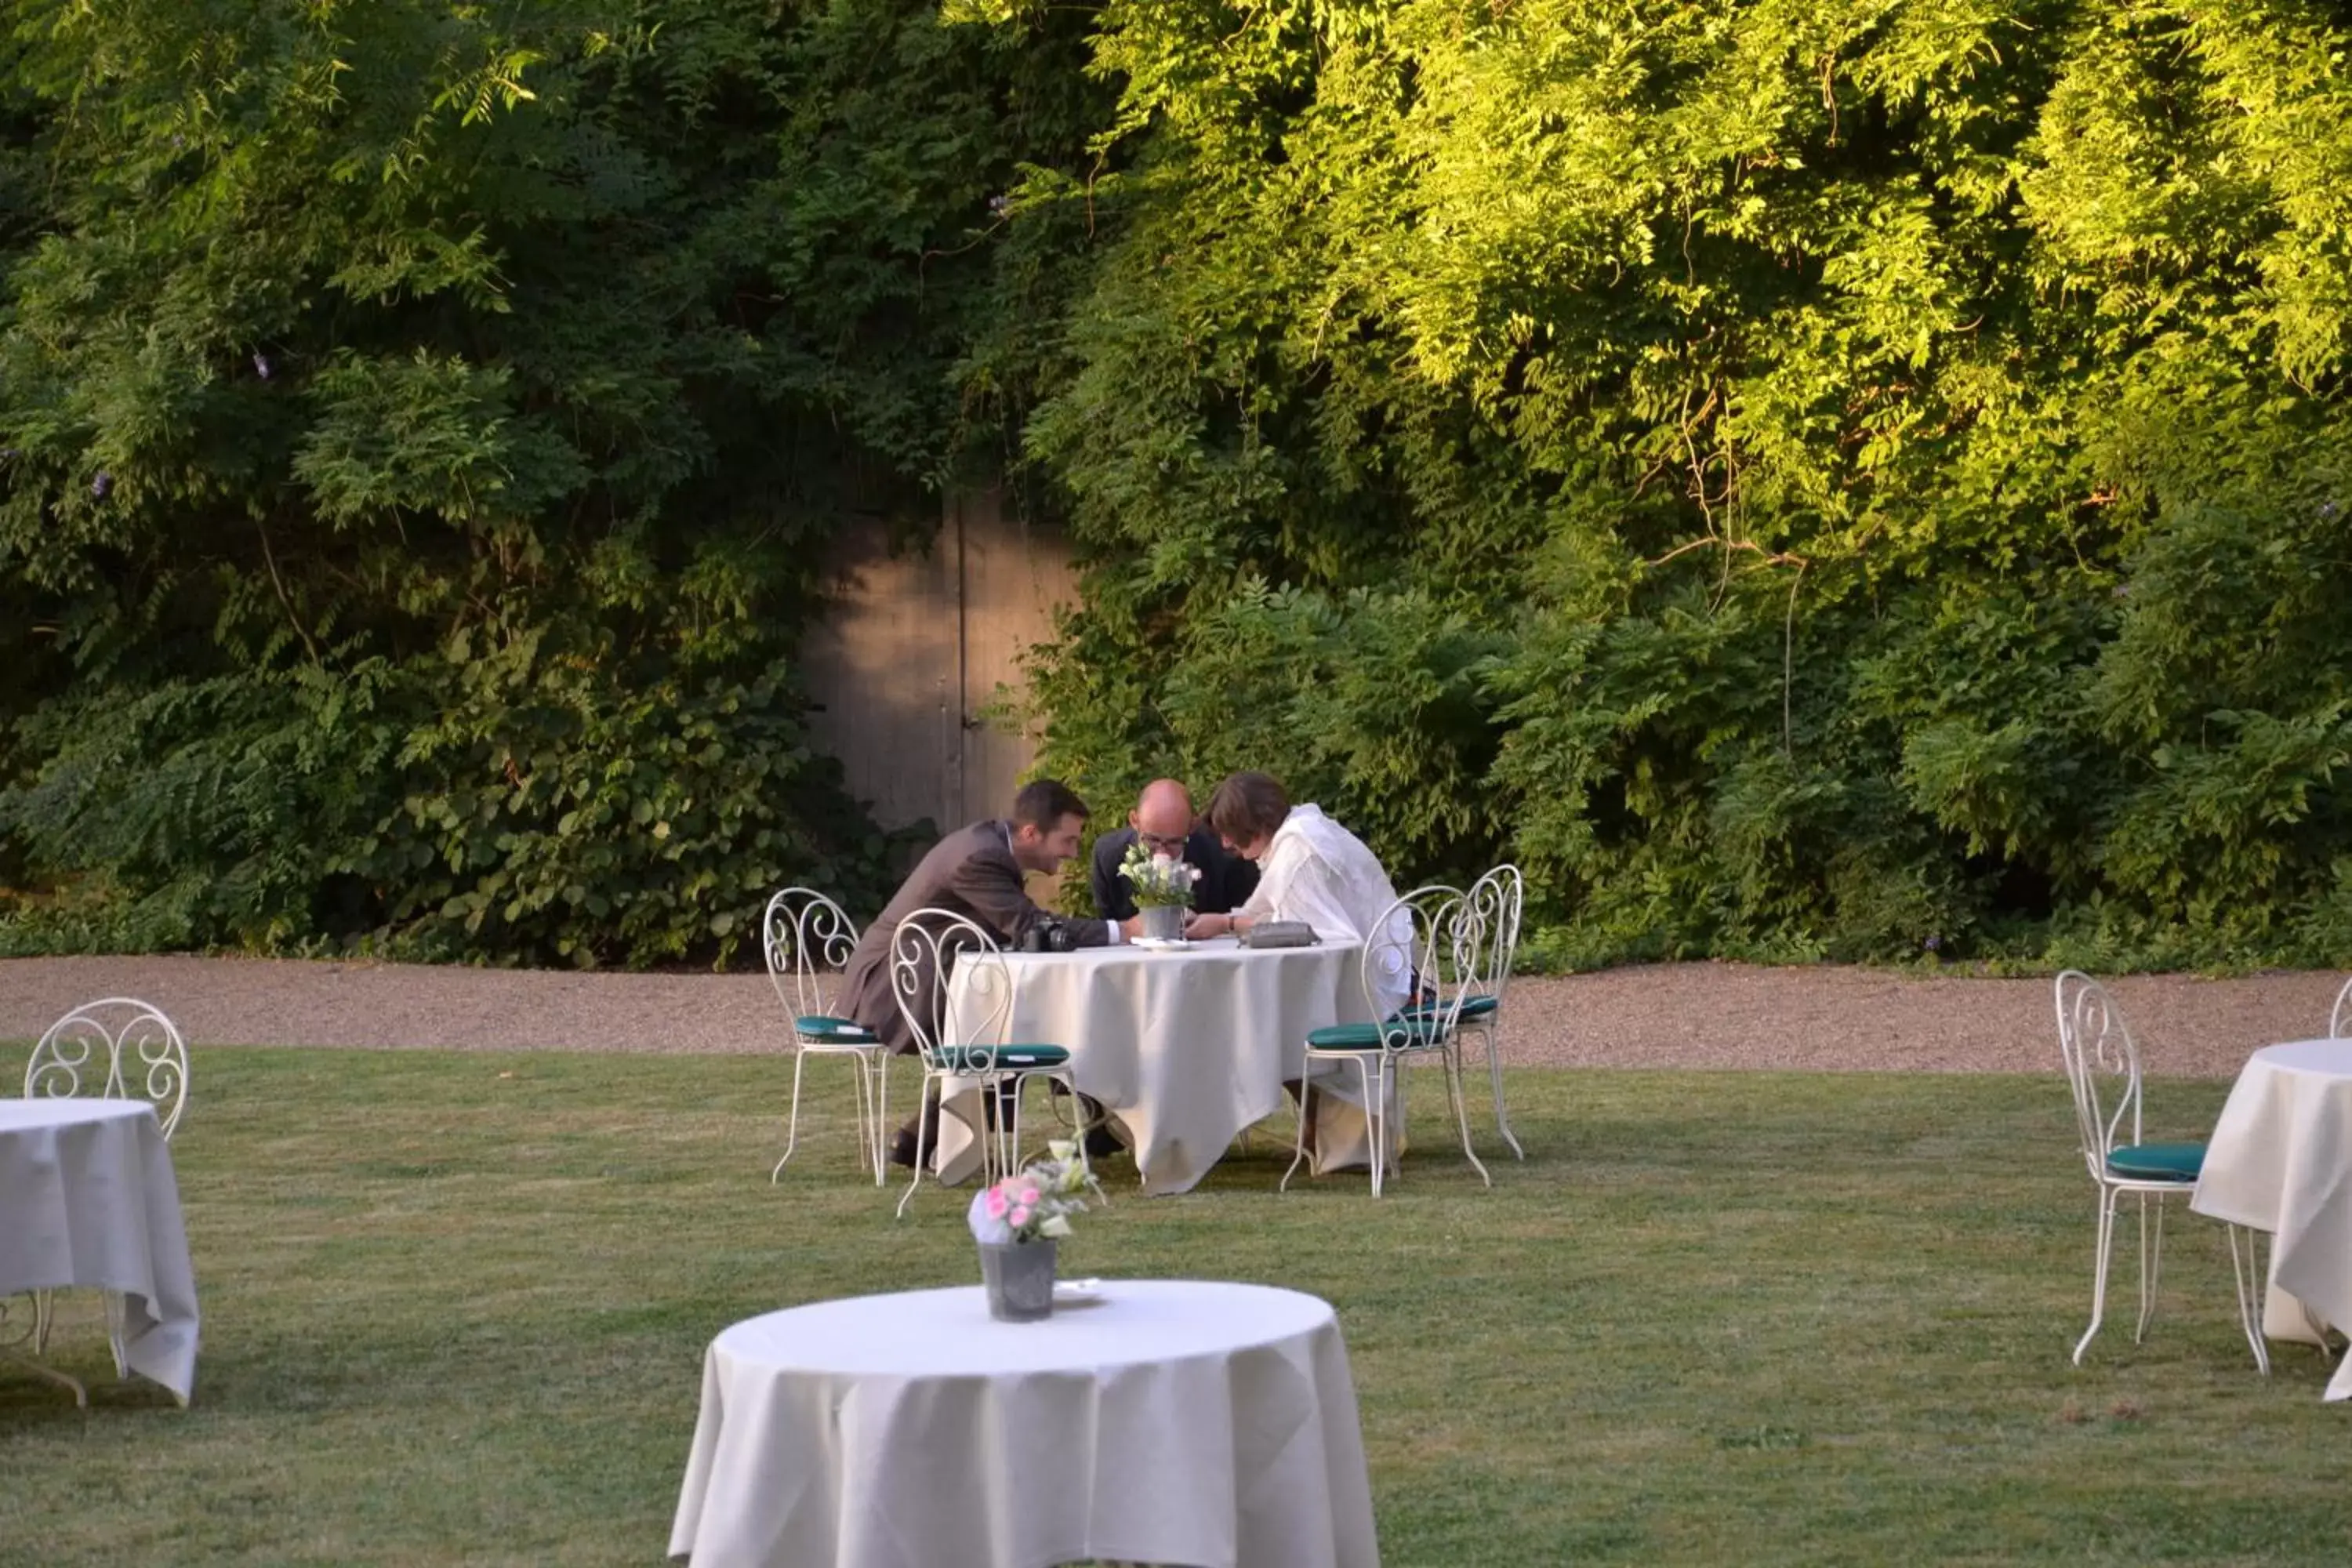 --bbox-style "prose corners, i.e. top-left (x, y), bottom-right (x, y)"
top-left (1000, 0), bottom-right (2352, 969)
top-left (0, 0), bottom-right (1104, 964)
top-left (7, 0), bottom-right (2352, 969)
